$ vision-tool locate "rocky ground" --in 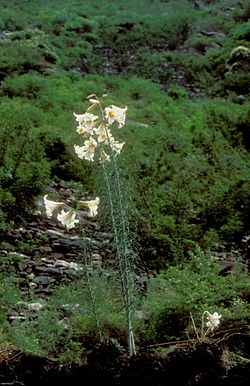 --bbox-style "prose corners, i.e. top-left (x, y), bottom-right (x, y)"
top-left (1, 180), bottom-right (112, 296)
